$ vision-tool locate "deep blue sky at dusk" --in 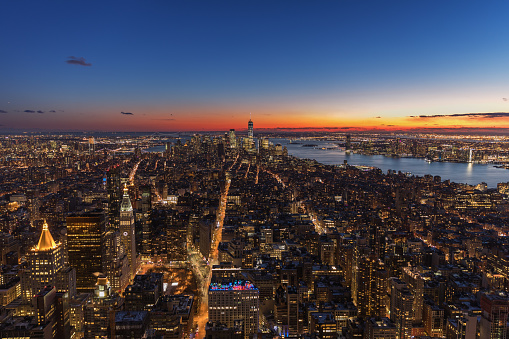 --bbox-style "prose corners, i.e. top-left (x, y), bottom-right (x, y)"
top-left (1, 1), bottom-right (509, 132)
